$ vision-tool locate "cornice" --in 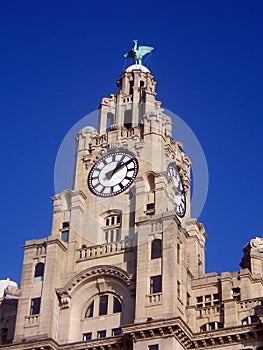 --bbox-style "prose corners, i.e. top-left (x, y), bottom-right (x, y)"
top-left (23, 238), bottom-right (68, 252)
